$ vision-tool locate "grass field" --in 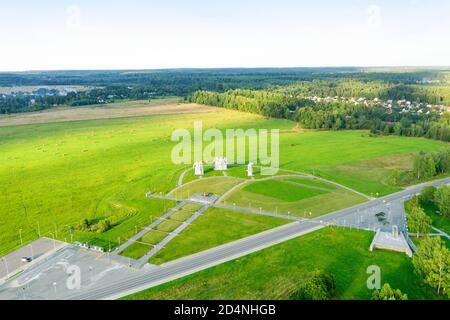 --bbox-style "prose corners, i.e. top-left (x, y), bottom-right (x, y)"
top-left (148, 207), bottom-right (289, 265)
top-left (119, 241), bottom-right (153, 259)
top-left (169, 176), bottom-right (243, 198)
top-left (223, 176), bottom-right (367, 218)
top-left (421, 202), bottom-right (450, 234)
top-left (125, 227), bottom-right (440, 300)
top-left (243, 179), bottom-right (328, 202)
top-left (280, 131), bottom-right (446, 196)
top-left (0, 100), bottom-right (447, 256)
